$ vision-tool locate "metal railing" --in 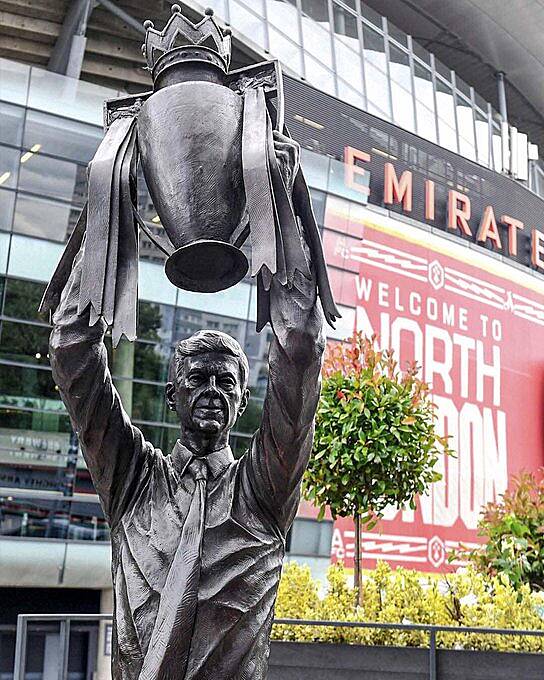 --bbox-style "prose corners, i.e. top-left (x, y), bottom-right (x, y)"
top-left (12, 614), bottom-right (544, 680)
